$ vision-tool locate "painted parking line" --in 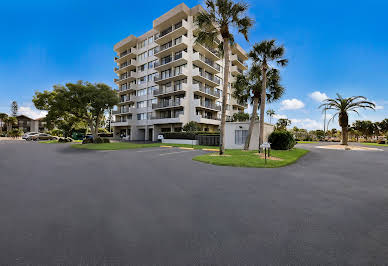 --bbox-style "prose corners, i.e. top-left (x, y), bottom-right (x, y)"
top-left (159, 150), bottom-right (195, 156)
top-left (135, 148), bottom-right (173, 153)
